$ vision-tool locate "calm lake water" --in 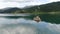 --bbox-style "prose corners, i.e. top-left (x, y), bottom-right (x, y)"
top-left (0, 14), bottom-right (60, 34)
